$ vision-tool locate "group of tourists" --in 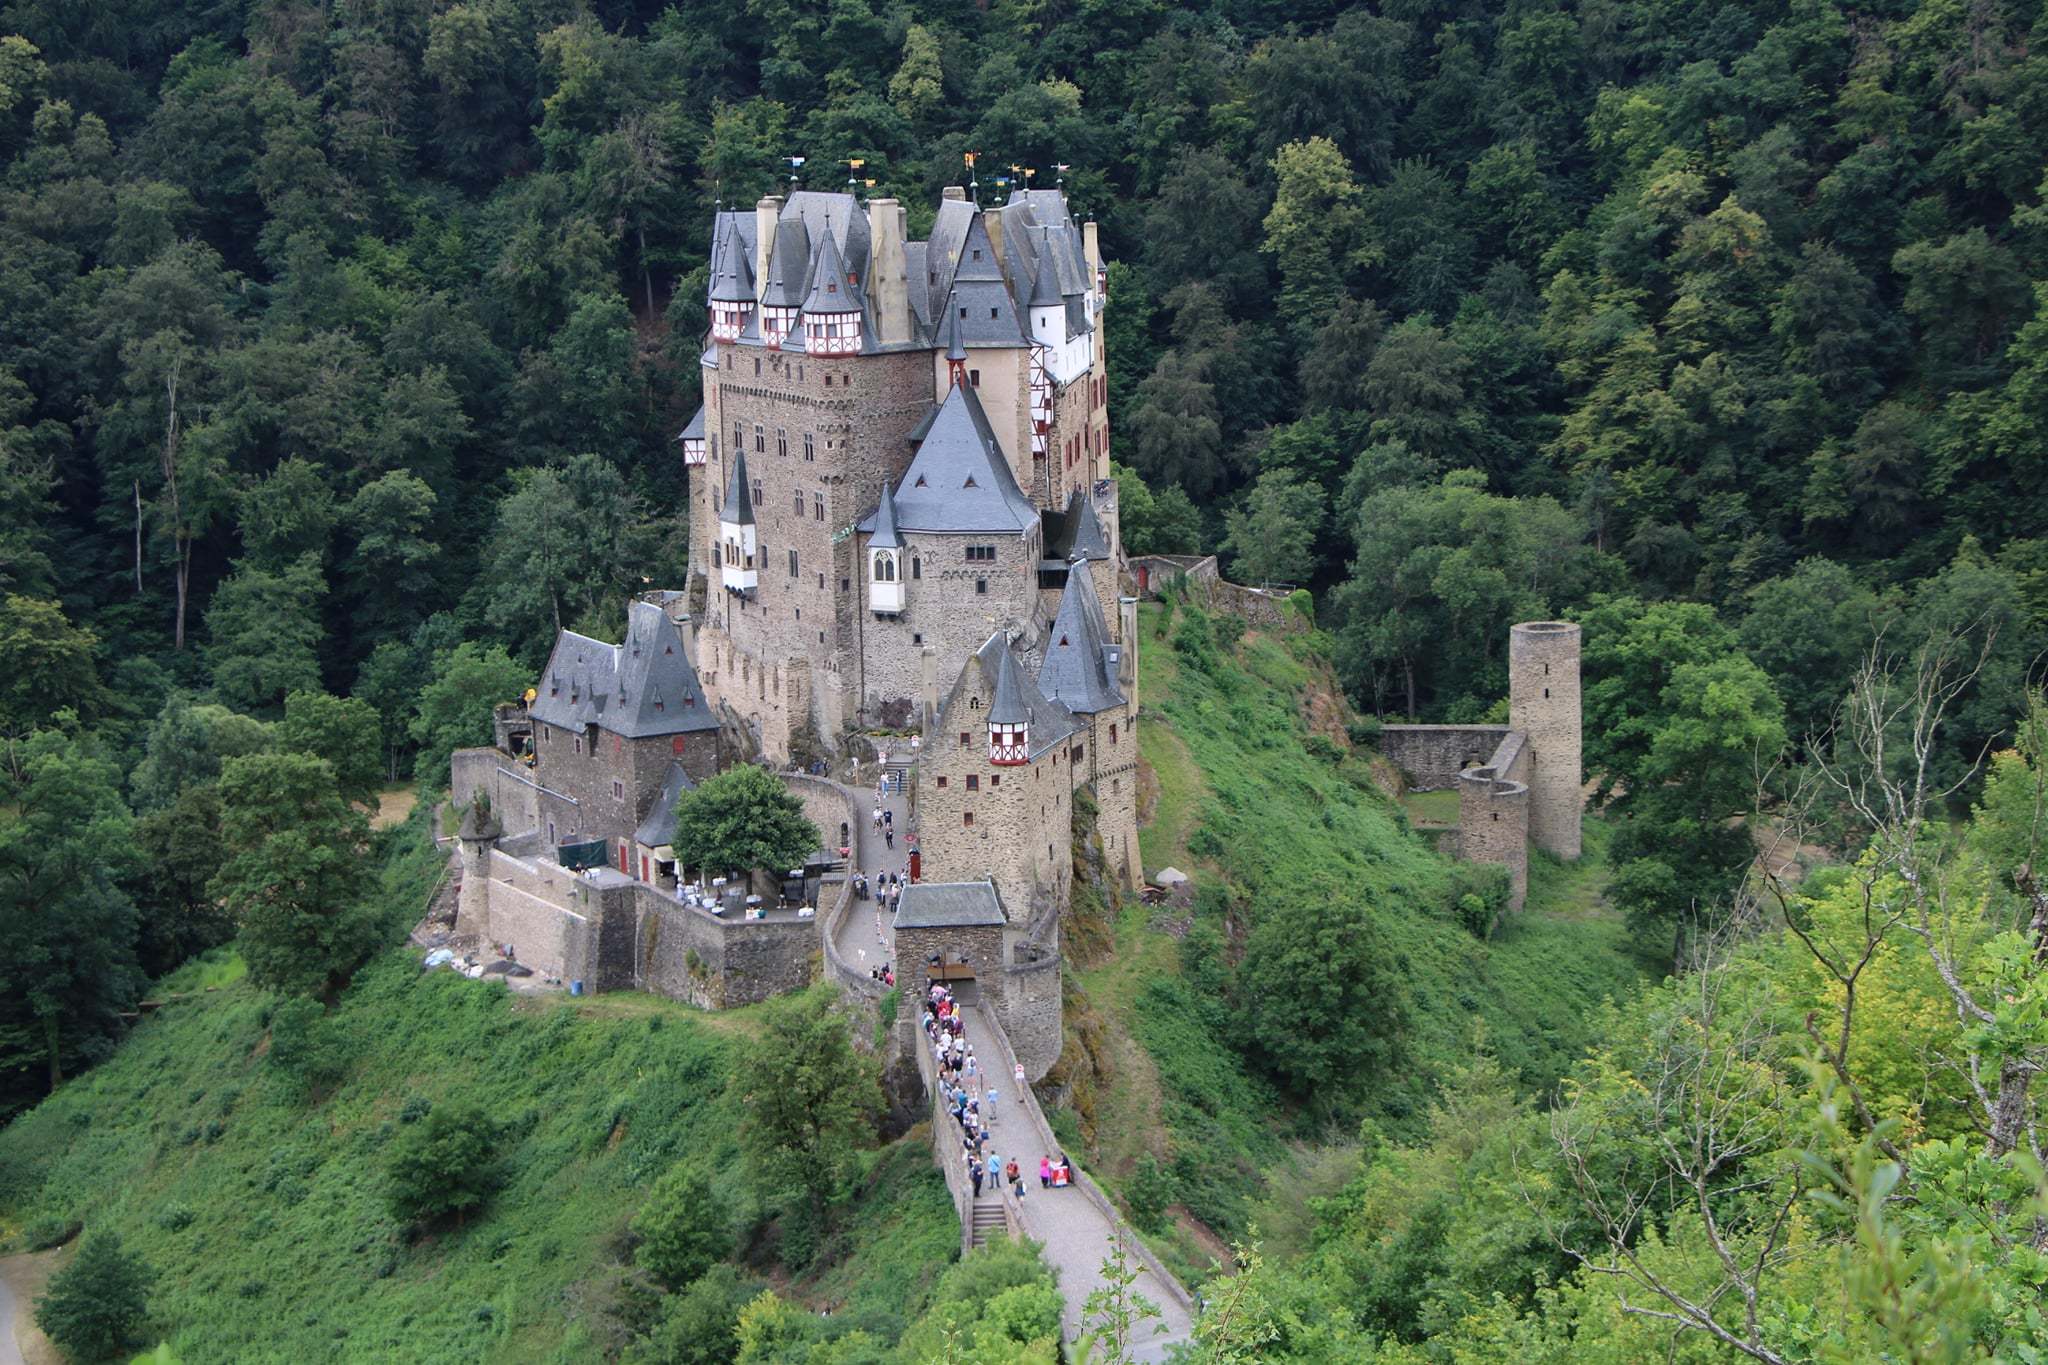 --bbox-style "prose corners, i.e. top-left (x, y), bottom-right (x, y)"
top-left (923, 983), bottom-right (1076, 1207)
